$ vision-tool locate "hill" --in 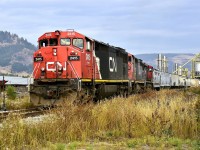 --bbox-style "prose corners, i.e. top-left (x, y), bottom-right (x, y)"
top-left (0, 31), bottom-right (36, 75)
